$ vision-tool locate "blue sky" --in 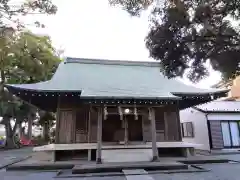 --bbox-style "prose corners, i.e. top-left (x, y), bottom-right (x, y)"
top-left (21, 0), bottom-right (221, 88)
